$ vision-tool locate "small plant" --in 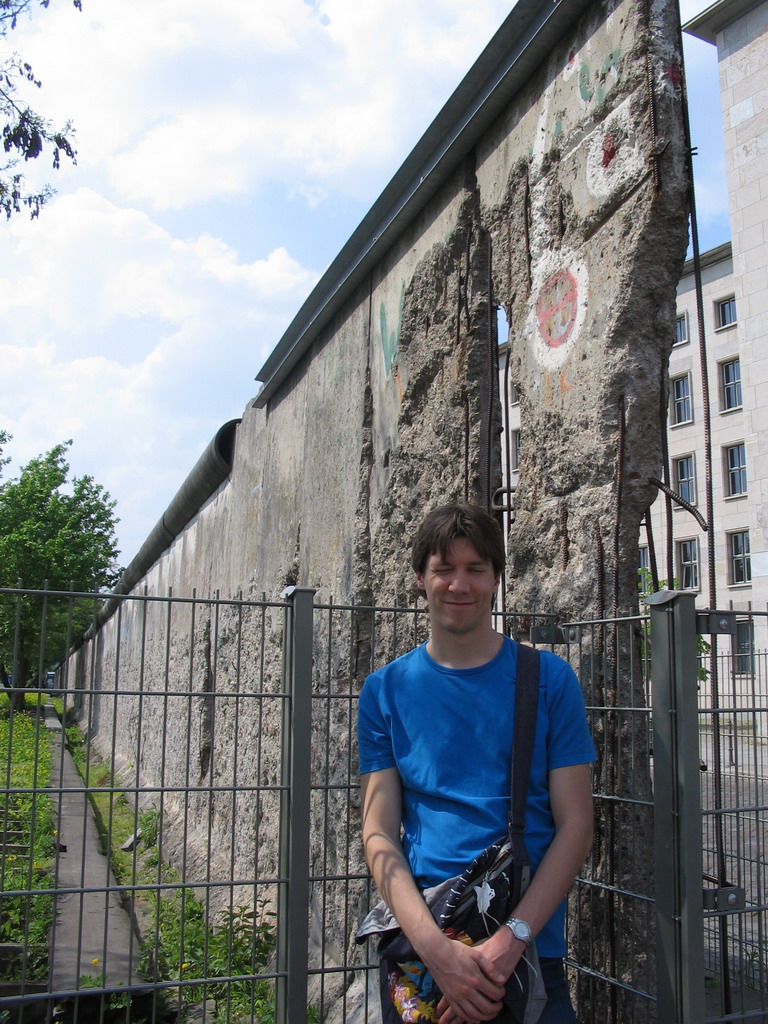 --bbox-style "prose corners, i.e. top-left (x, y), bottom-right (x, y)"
top-left (739, 948), bottom-right (767, 990)
top-left (78, 971), bottom-right (128, 1004)
top-left (78, 970), bottom-right (105, 989)
top-left (142, 895), bottom-right (274, 986)
top-left (138, 807), bottom-right (160, 849)
top-left (639, 570), bottom-right (711, 683)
